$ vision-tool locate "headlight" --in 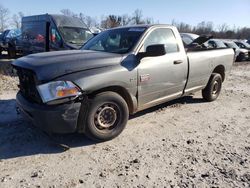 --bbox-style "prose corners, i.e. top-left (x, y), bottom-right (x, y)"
top-left (37, 81), bottom-right (81, 104)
